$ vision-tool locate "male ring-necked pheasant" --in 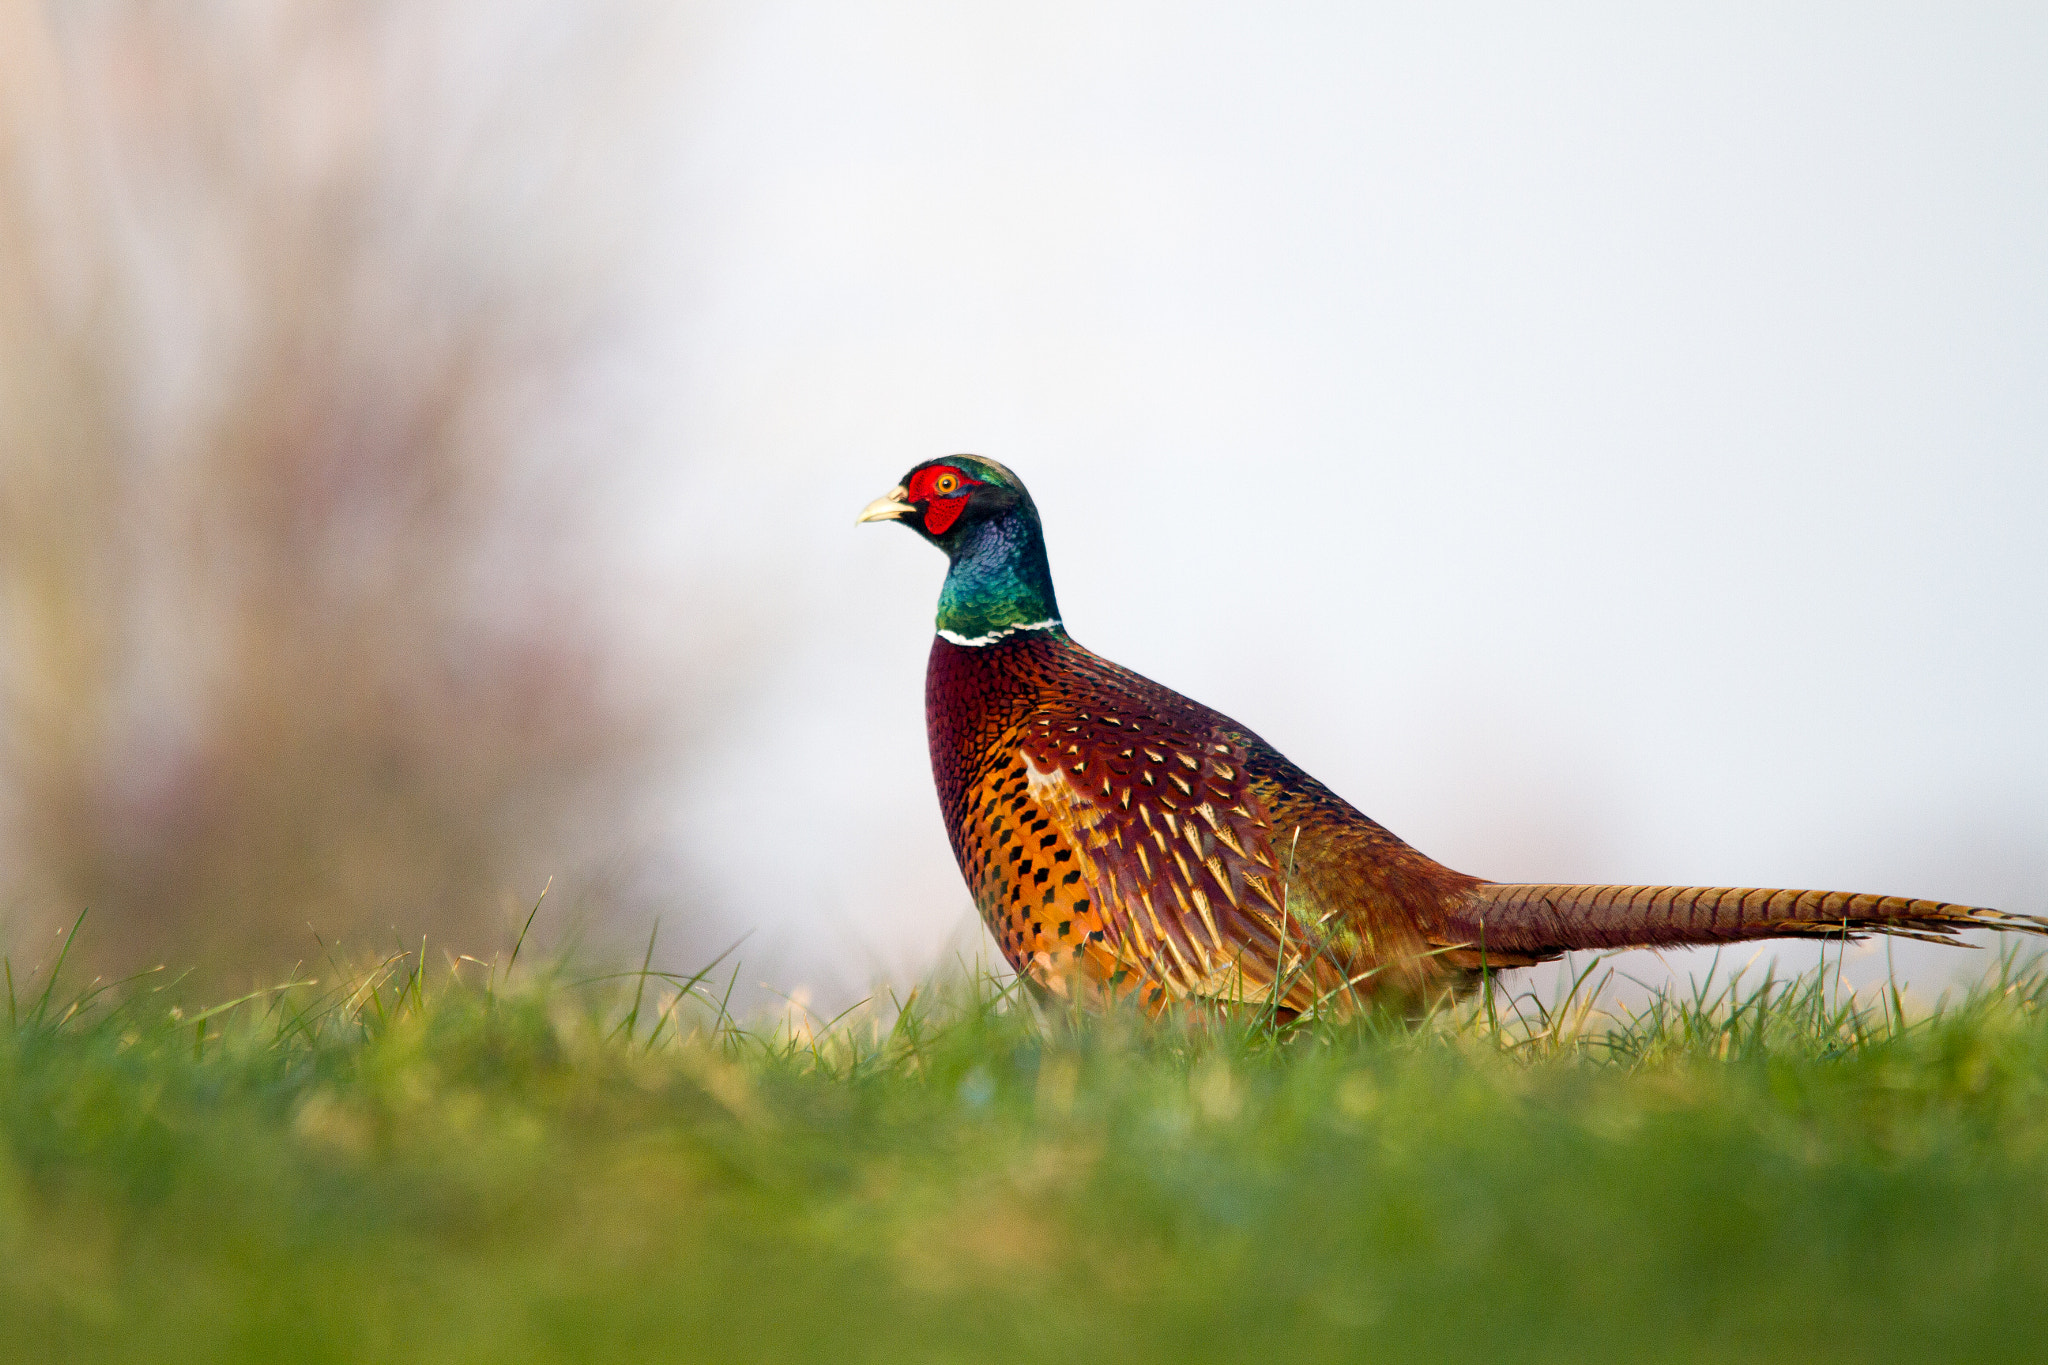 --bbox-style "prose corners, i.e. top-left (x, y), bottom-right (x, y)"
top-left (860, 456), bottom-right (2044, 1013)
